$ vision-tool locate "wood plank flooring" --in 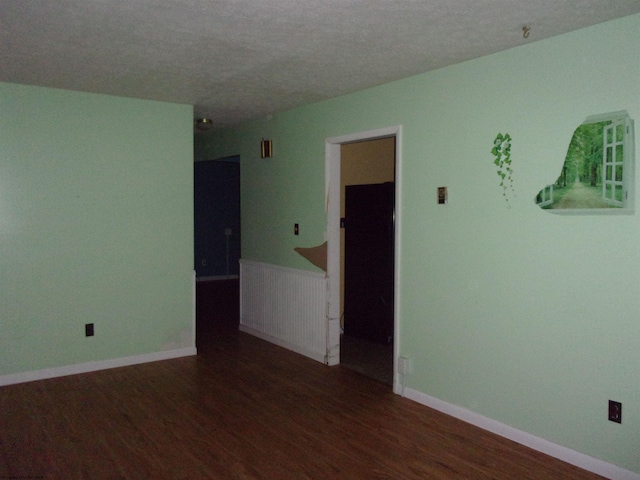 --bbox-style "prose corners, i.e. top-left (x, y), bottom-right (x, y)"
top-left (0, 282), bottom-right (606, 479)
